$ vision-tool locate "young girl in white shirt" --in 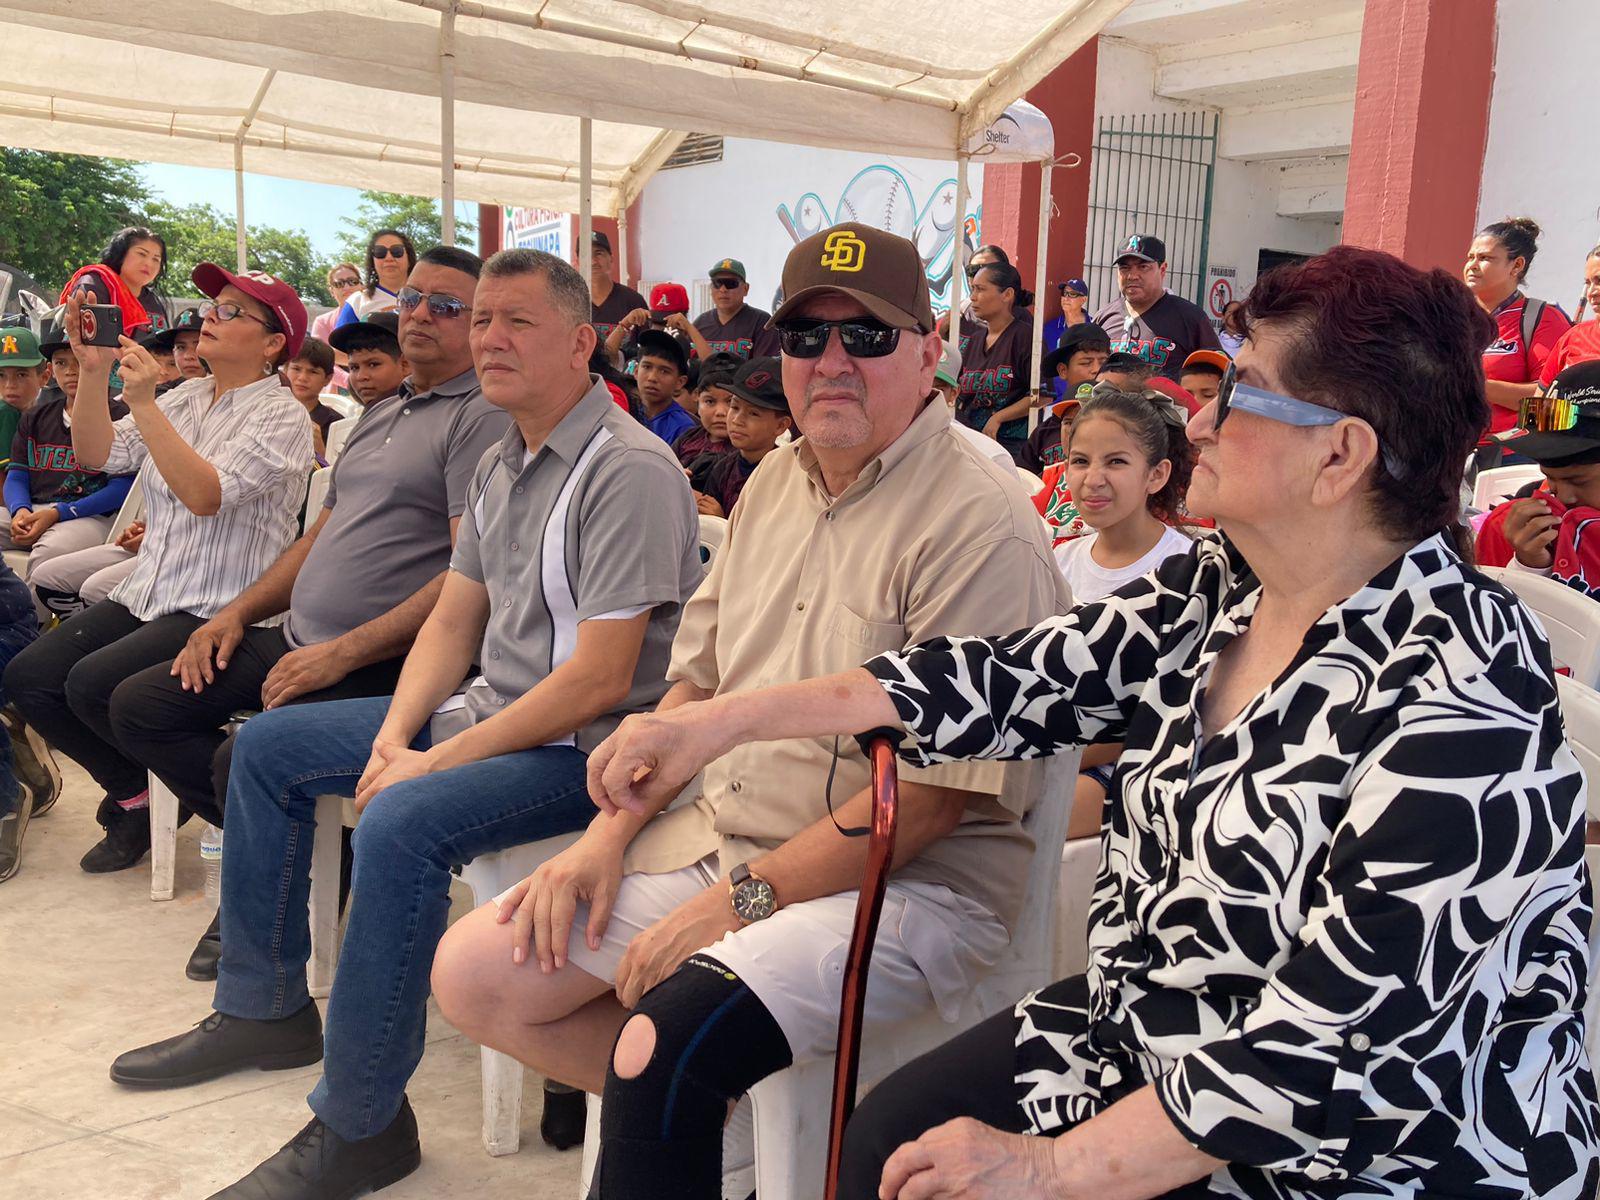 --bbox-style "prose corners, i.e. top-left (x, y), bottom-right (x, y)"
top-left (1055, 386), bottom-right (1195, 850)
